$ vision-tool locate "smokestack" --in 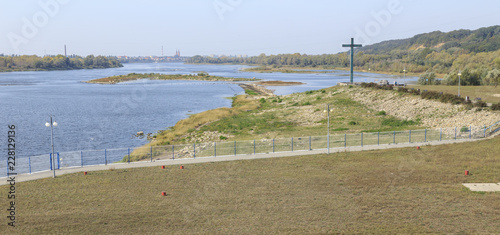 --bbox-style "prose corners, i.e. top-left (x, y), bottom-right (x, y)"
top-left (64, 45), bottom-right (67, 57)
